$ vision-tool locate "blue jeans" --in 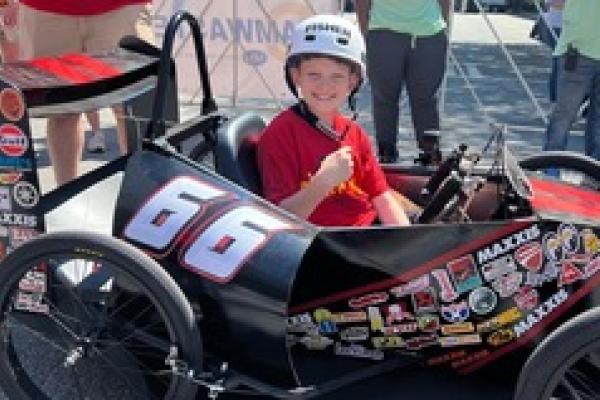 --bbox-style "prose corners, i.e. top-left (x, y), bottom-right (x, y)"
top-left (544, 54), bottom-right (600, 160)
top-left (545, 27), bottom-right (560, 103)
